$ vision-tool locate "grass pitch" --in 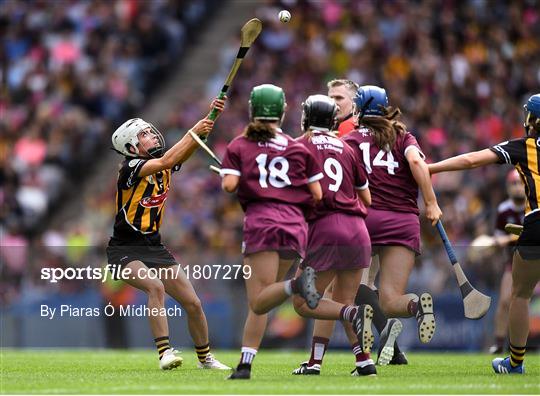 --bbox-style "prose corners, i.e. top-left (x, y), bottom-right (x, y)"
top-left (1, 350), bottom-right (539, 394)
